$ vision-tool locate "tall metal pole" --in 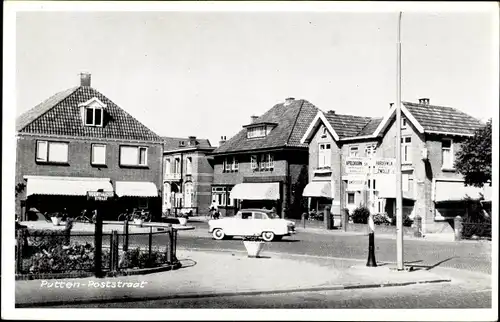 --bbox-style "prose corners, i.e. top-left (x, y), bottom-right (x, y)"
top-left (396, 11), bottom-right (404, 270)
